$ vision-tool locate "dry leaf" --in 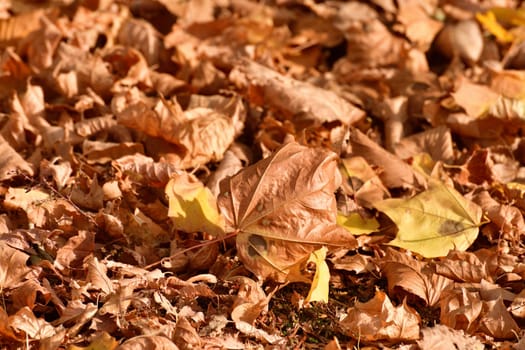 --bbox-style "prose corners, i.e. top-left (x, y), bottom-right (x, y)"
top-left (69, 332), bottom-right (118, 350)
top-left (340, 290), bottom-right (421, 341)
top-left (440, 287), bottom-right (482, 332)
top-left (451, 78), bottom-right (500, 119)
top-left (348, 128), bottom-right (426, 189)
top-left (117, 335), bottom-right (179, 350)
top-left (435, 20), bottom-right (484, 64)
top-left (230, 59), bottom-right (365, 126)
top-left (174, 317), bottom-right (201, 350)
top-left (381, 261), bottom-right (454, 306)
top-left (0, 240), bottom-right (32, 290)
top-left (394, 126), bottom-right (454, 163)
top-left (0, 134), bottom-right (34, 180)
top-left (417, 324), bottom-right (485, 350)
top-left (218, 142), bottom-right (357, 282)
top-left (479, 297), bottom-right (520, 339)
